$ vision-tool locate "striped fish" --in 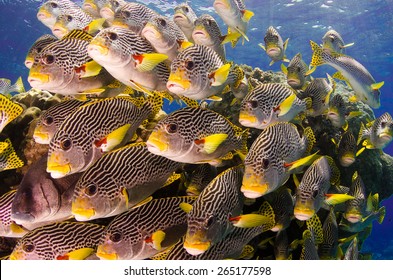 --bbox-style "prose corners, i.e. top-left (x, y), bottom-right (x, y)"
top-left (337, 131), bottom-right (357, 167)
top-left (259, 26), bottom-right (289, 66)
top-left (192, 14), bottom-right (227, 62)
top-left (34, 99), bottom-right (89, 144)
top-left (274, 230), bottom-right (290, 260)
top-left (111, 2), bottom-right (157, 34)
top-left (96, 196), bottom-right (197, 260)
top-left (173, 3), bottom-right (198, 42)
top-left (11, 155), bottom-right (81, 230)
top-left (239, 83), bottom-right (309, 129)
top-left (242, 122), bottom-right (315, 198)
top-left (88, 26), bottom-right (170, 94)
top-left (0, 93), bottom-right (24, 133)
top-left (183, 165), bottom-right (244, 256)
top-left (322, 30), bottom-right (354, 54)
top-left (358, 112), bottom-right (393, 150)
top-left (51, 9), bottom-right (94, 39)
top-left (0, 190), bottom-right (29, 238)
top-left (300, 229), bottom-right (319, 260)
top-left (326, 94), bottom-right (346, 128)
top-left (100, 0), bottom-right (127, 24)
top-left (302, 75), bottom-right (335, 117)
top-left (318, 208), bottom-right (338, 260)
top-left (72, 142), bottom-right (181, 221)
top-left (185, 164), bottom-right (217, 196)
top-left (9, 222), bottom-right (104, 260)
top-left (141, 15), bottom-right (188, 62)
top-left (310, 40), bottom-right (383, 109)
top-left (47, 94), bottom-right (162, 178)
top-left (167, 44), bottom-right (243, 100)
top-left (294, 156), bottom-right (332, 221)
top-left (264, 187), bottom-right (294, 232)
top-left (25, 34), bottom-right (58, 69)
top-left (146, 106), bottom-right (248, 164)
top-left (0, 138), bottom-right (24, 172)
top-left (37, 0), bottom-right (81, 29)
top-left (28, 29), bottom-right (114, 96)
top-left (344, 237), bottom-right (358, 260)
top-left (82, 0), bottom-right (108, 18)
top-left (281, 53), bottom-right (313, 90)
top-left (344, 172), bottom-right (366, 223)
